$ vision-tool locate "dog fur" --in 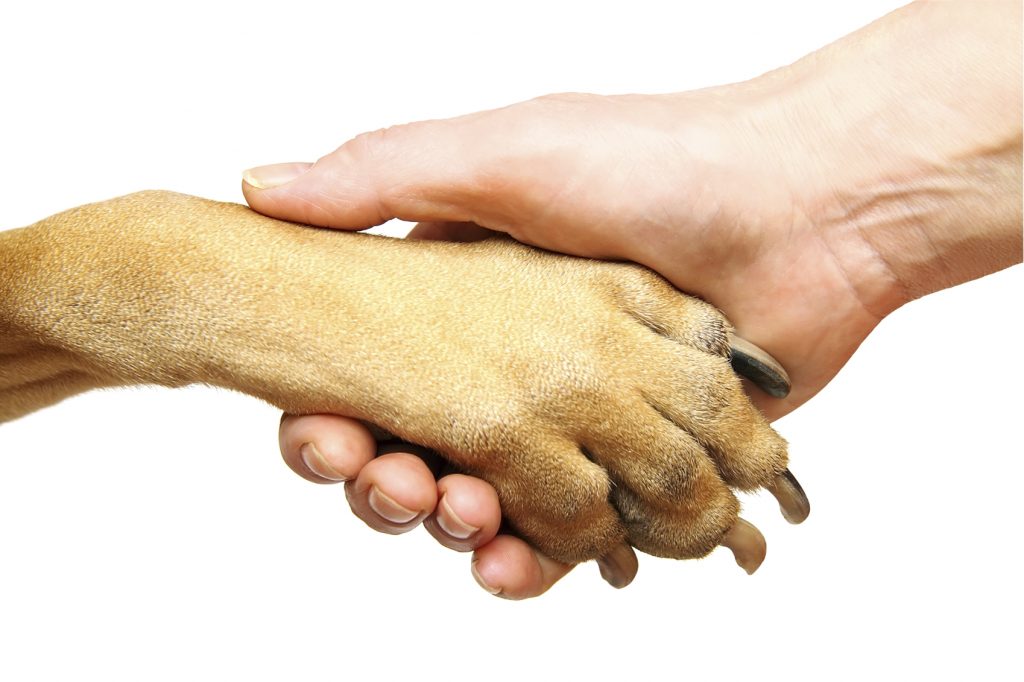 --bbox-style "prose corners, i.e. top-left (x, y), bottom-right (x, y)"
top-left (0, 191), bottom-right (802, 569)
